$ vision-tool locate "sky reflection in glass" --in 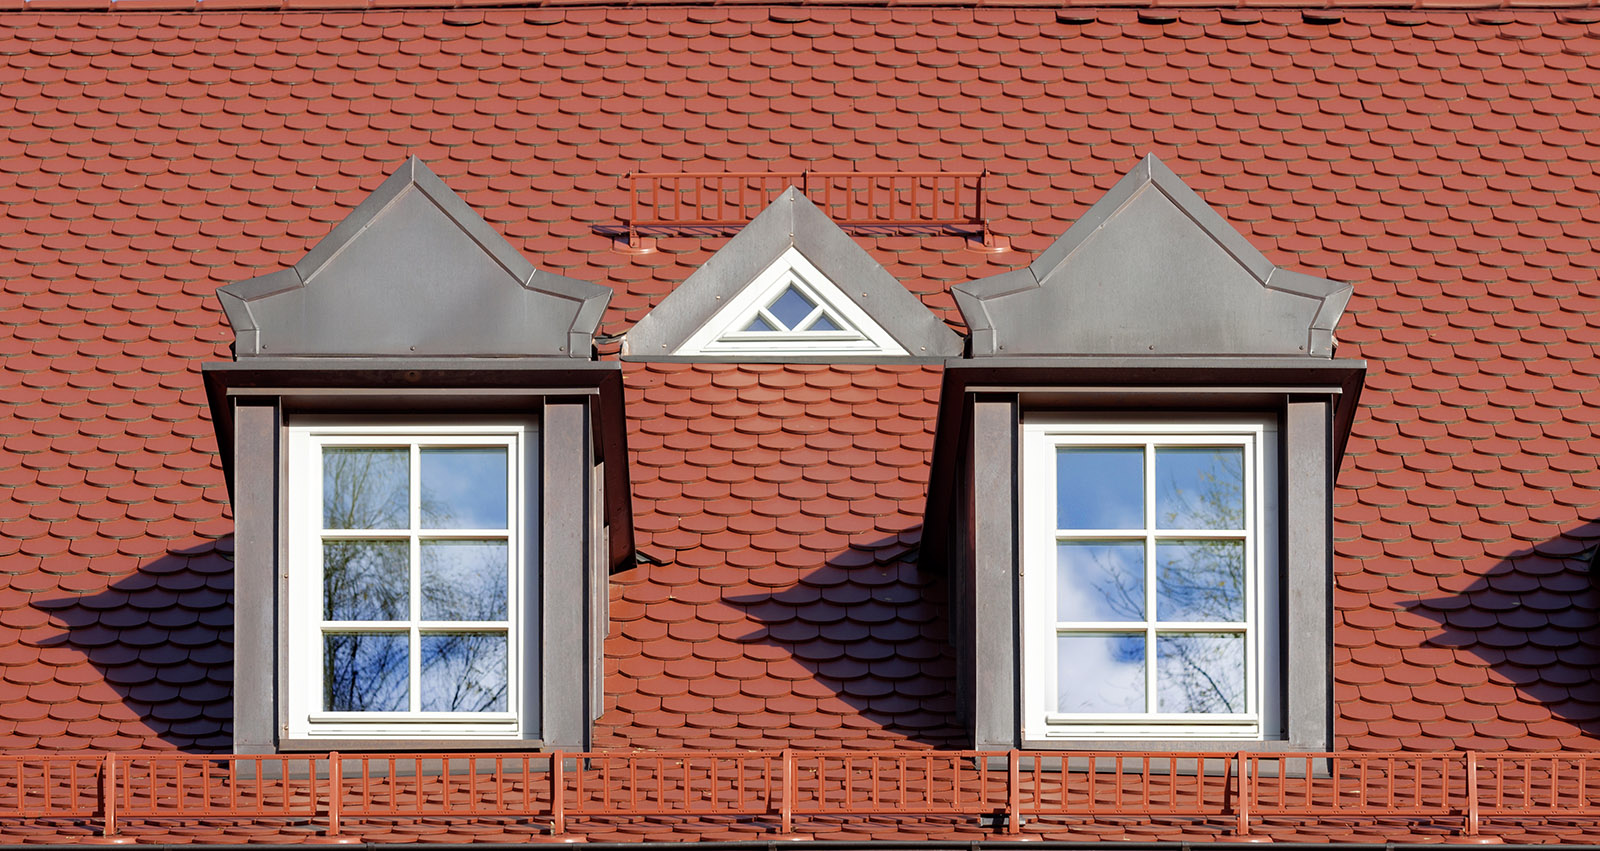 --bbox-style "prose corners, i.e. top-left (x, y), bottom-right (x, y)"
top-left (421, 448), bottom-right (508, 529)
top-left (1057, 633), bottom-right (1144, 713)
top-left (1056, 447), bottom-right (1143, 529)
top-left (1056, 541), bottom-right (1143, 621)
top-left (323, 448), bottom-right (408, 529)
top-left (421, 540), bottom-right (507, 620)
top-left (324, 633), bottom-right (408, 711)
top-left (1155, 446), bottom-right (1243, 530)
top-left (768, 286), bottom-right (815, 329)
top-left (1157, 633), bottom-right (1244, 713)
top-left (421, 633), bottom-right (508, 712)
top-left (810, 313), bottom-right (842, 332)
top-left (1156, 540), bottom-right (1243, 622)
